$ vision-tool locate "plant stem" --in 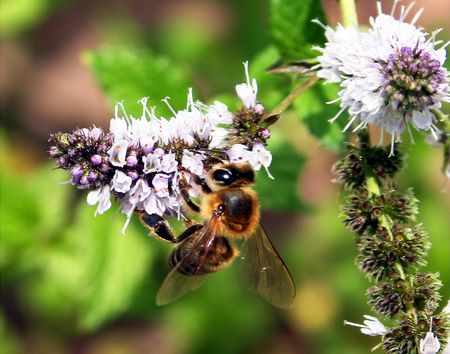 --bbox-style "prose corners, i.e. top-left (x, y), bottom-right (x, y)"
top-left (266, 75), bottom-right (319, 118)
top-left (339, 0), bottom-right (358, 27)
